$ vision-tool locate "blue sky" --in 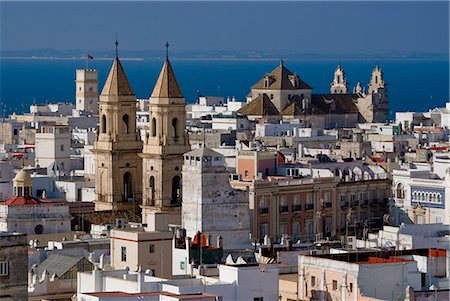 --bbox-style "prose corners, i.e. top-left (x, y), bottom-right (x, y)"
top-left (1, 1), bottom-right (449, 53)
